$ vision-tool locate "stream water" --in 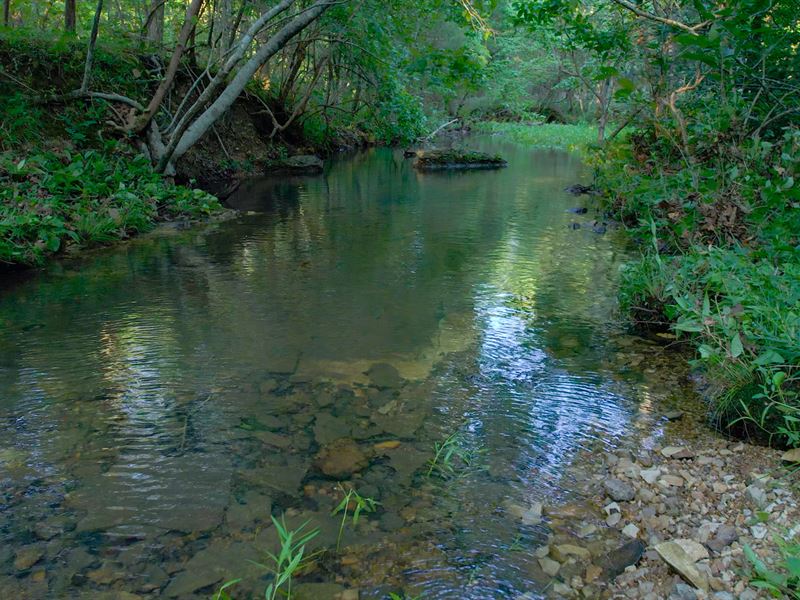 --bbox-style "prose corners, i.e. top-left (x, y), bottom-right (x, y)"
top-left (0, 139), bottom-right (705, 599)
